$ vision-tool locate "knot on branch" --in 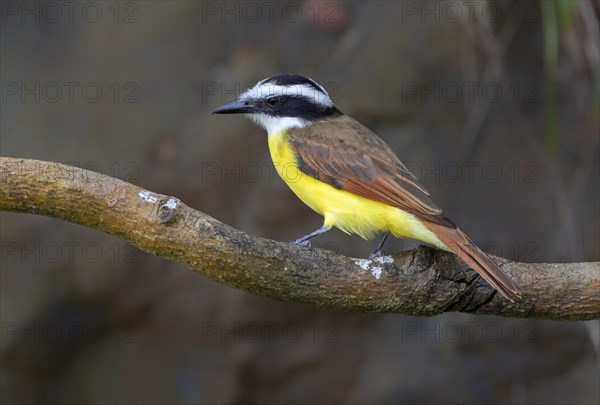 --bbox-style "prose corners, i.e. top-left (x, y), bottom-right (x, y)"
top-left (158, 197), bottom-right (180, 224)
